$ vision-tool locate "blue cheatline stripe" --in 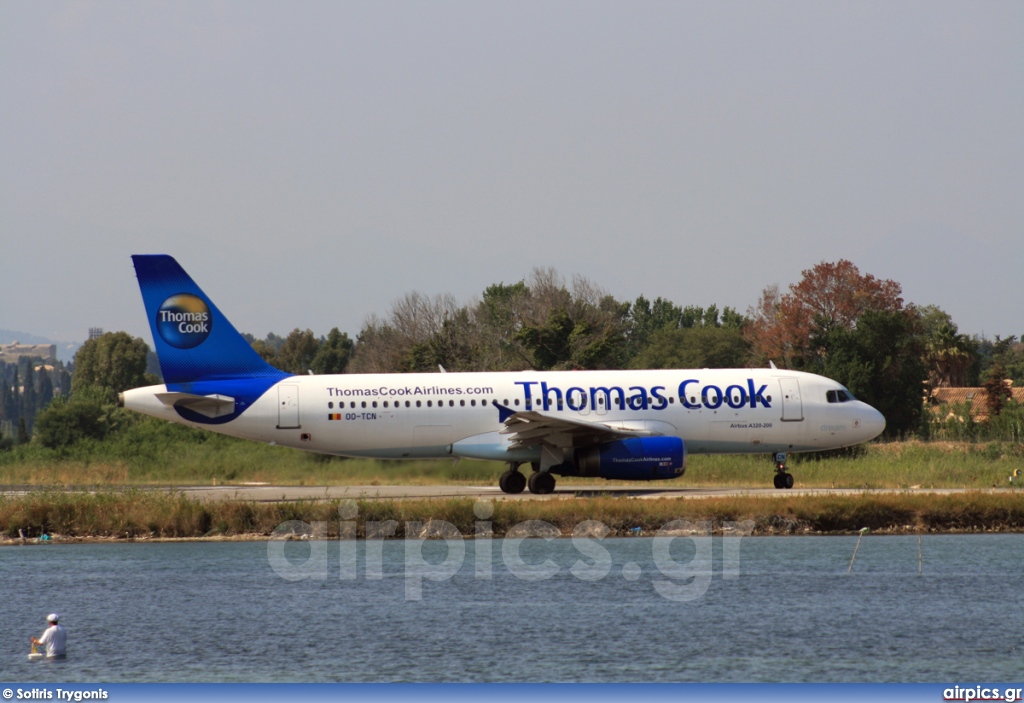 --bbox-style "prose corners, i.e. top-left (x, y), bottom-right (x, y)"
top-left (0, 684), bottom-right (1006, 703)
